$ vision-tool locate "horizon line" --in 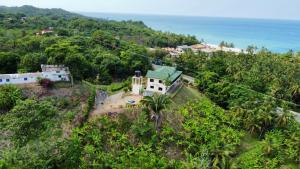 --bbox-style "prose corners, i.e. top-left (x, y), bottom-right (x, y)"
top-left (76, 11), bottom-right (300, 22)
top-left (2, 5), bottom-right (300, 21)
